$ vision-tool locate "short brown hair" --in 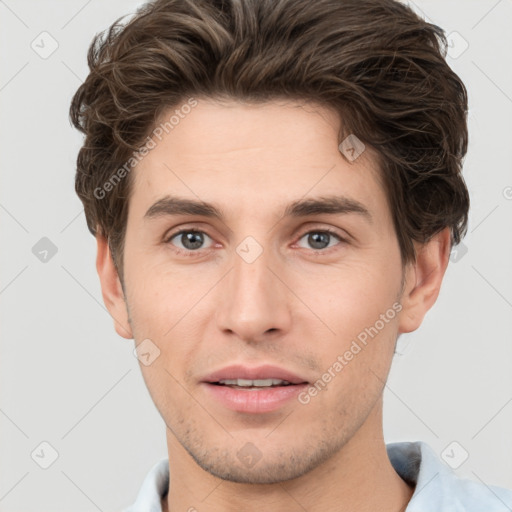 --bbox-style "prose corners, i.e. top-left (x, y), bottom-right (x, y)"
top-left (70, 0), bottom-right (469, 280)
